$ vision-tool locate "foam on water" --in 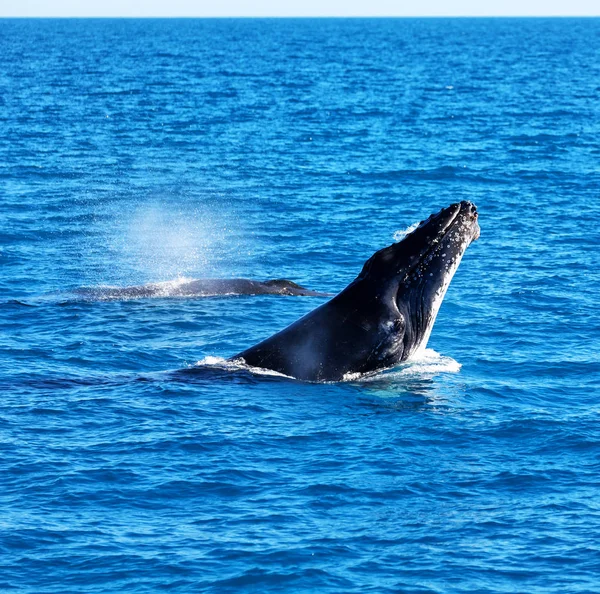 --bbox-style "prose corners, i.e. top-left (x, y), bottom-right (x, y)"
top-left (197, 350), bottom-right (460, 384)
top-left (195, 355), bottom-right (295, 379)
top-left (342, 348), bottom-right (461, 382)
